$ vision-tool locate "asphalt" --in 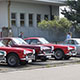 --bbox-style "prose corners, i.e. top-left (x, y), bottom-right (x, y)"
top-left (0, 64), bottom-right (80, 80)
top-left (0, 57), bottom-right (80, 73)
